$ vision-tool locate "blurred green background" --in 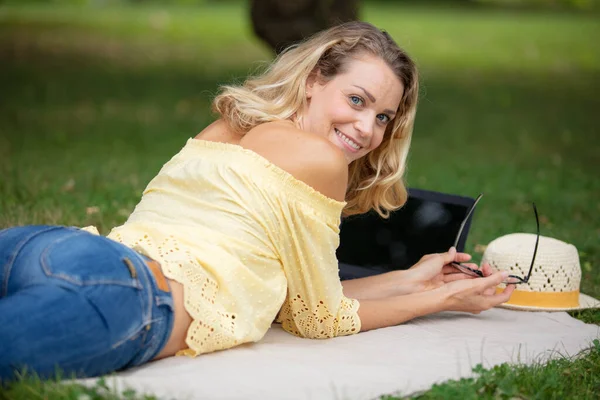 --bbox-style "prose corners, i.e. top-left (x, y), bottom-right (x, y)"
top-left (0, 0), bottom-right (598, 298)
top-left (0, 0), bottom-right (599, 397)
